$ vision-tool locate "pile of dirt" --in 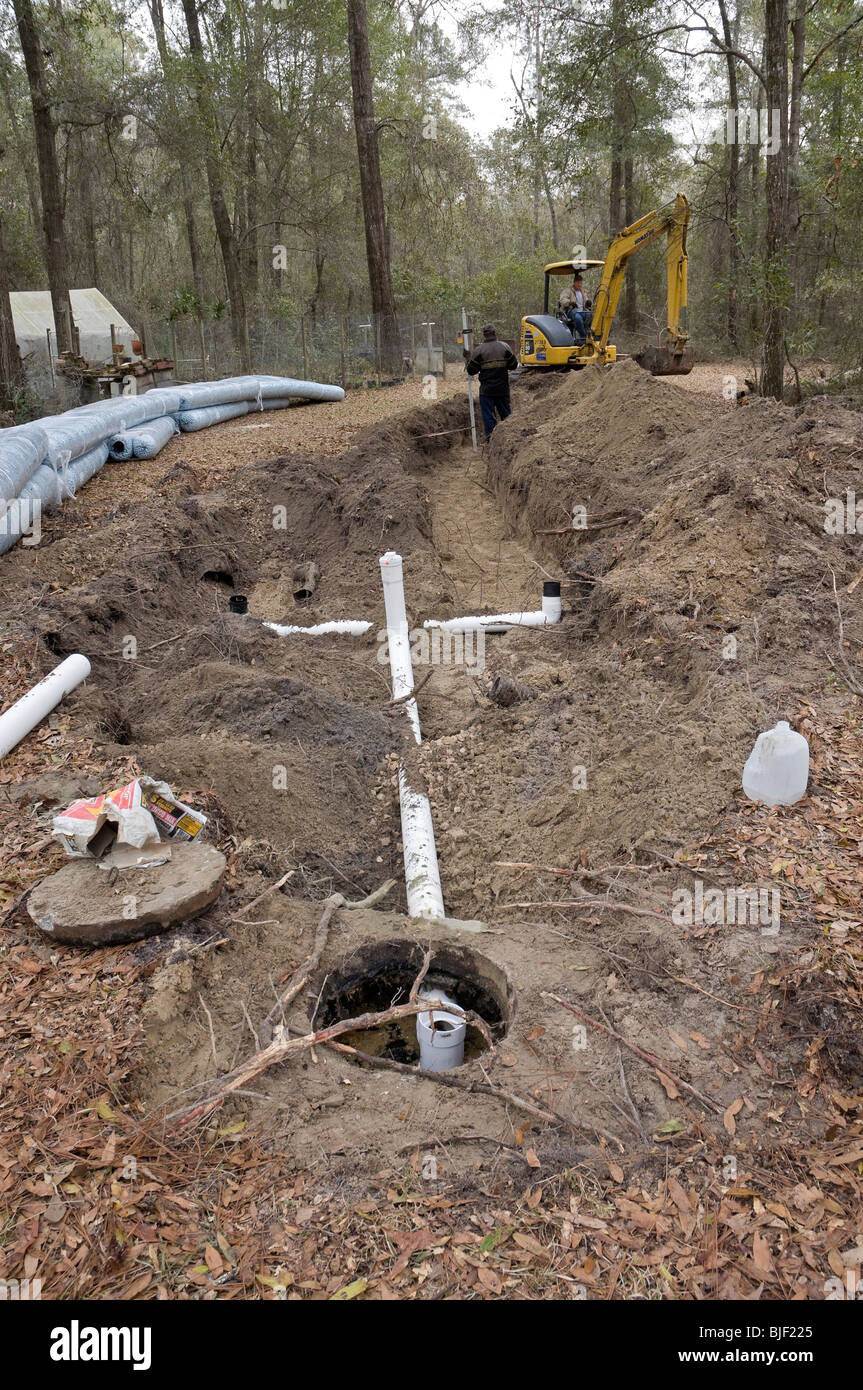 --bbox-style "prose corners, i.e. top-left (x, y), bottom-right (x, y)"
top-left (411, 362), bottom-right (863, 917)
